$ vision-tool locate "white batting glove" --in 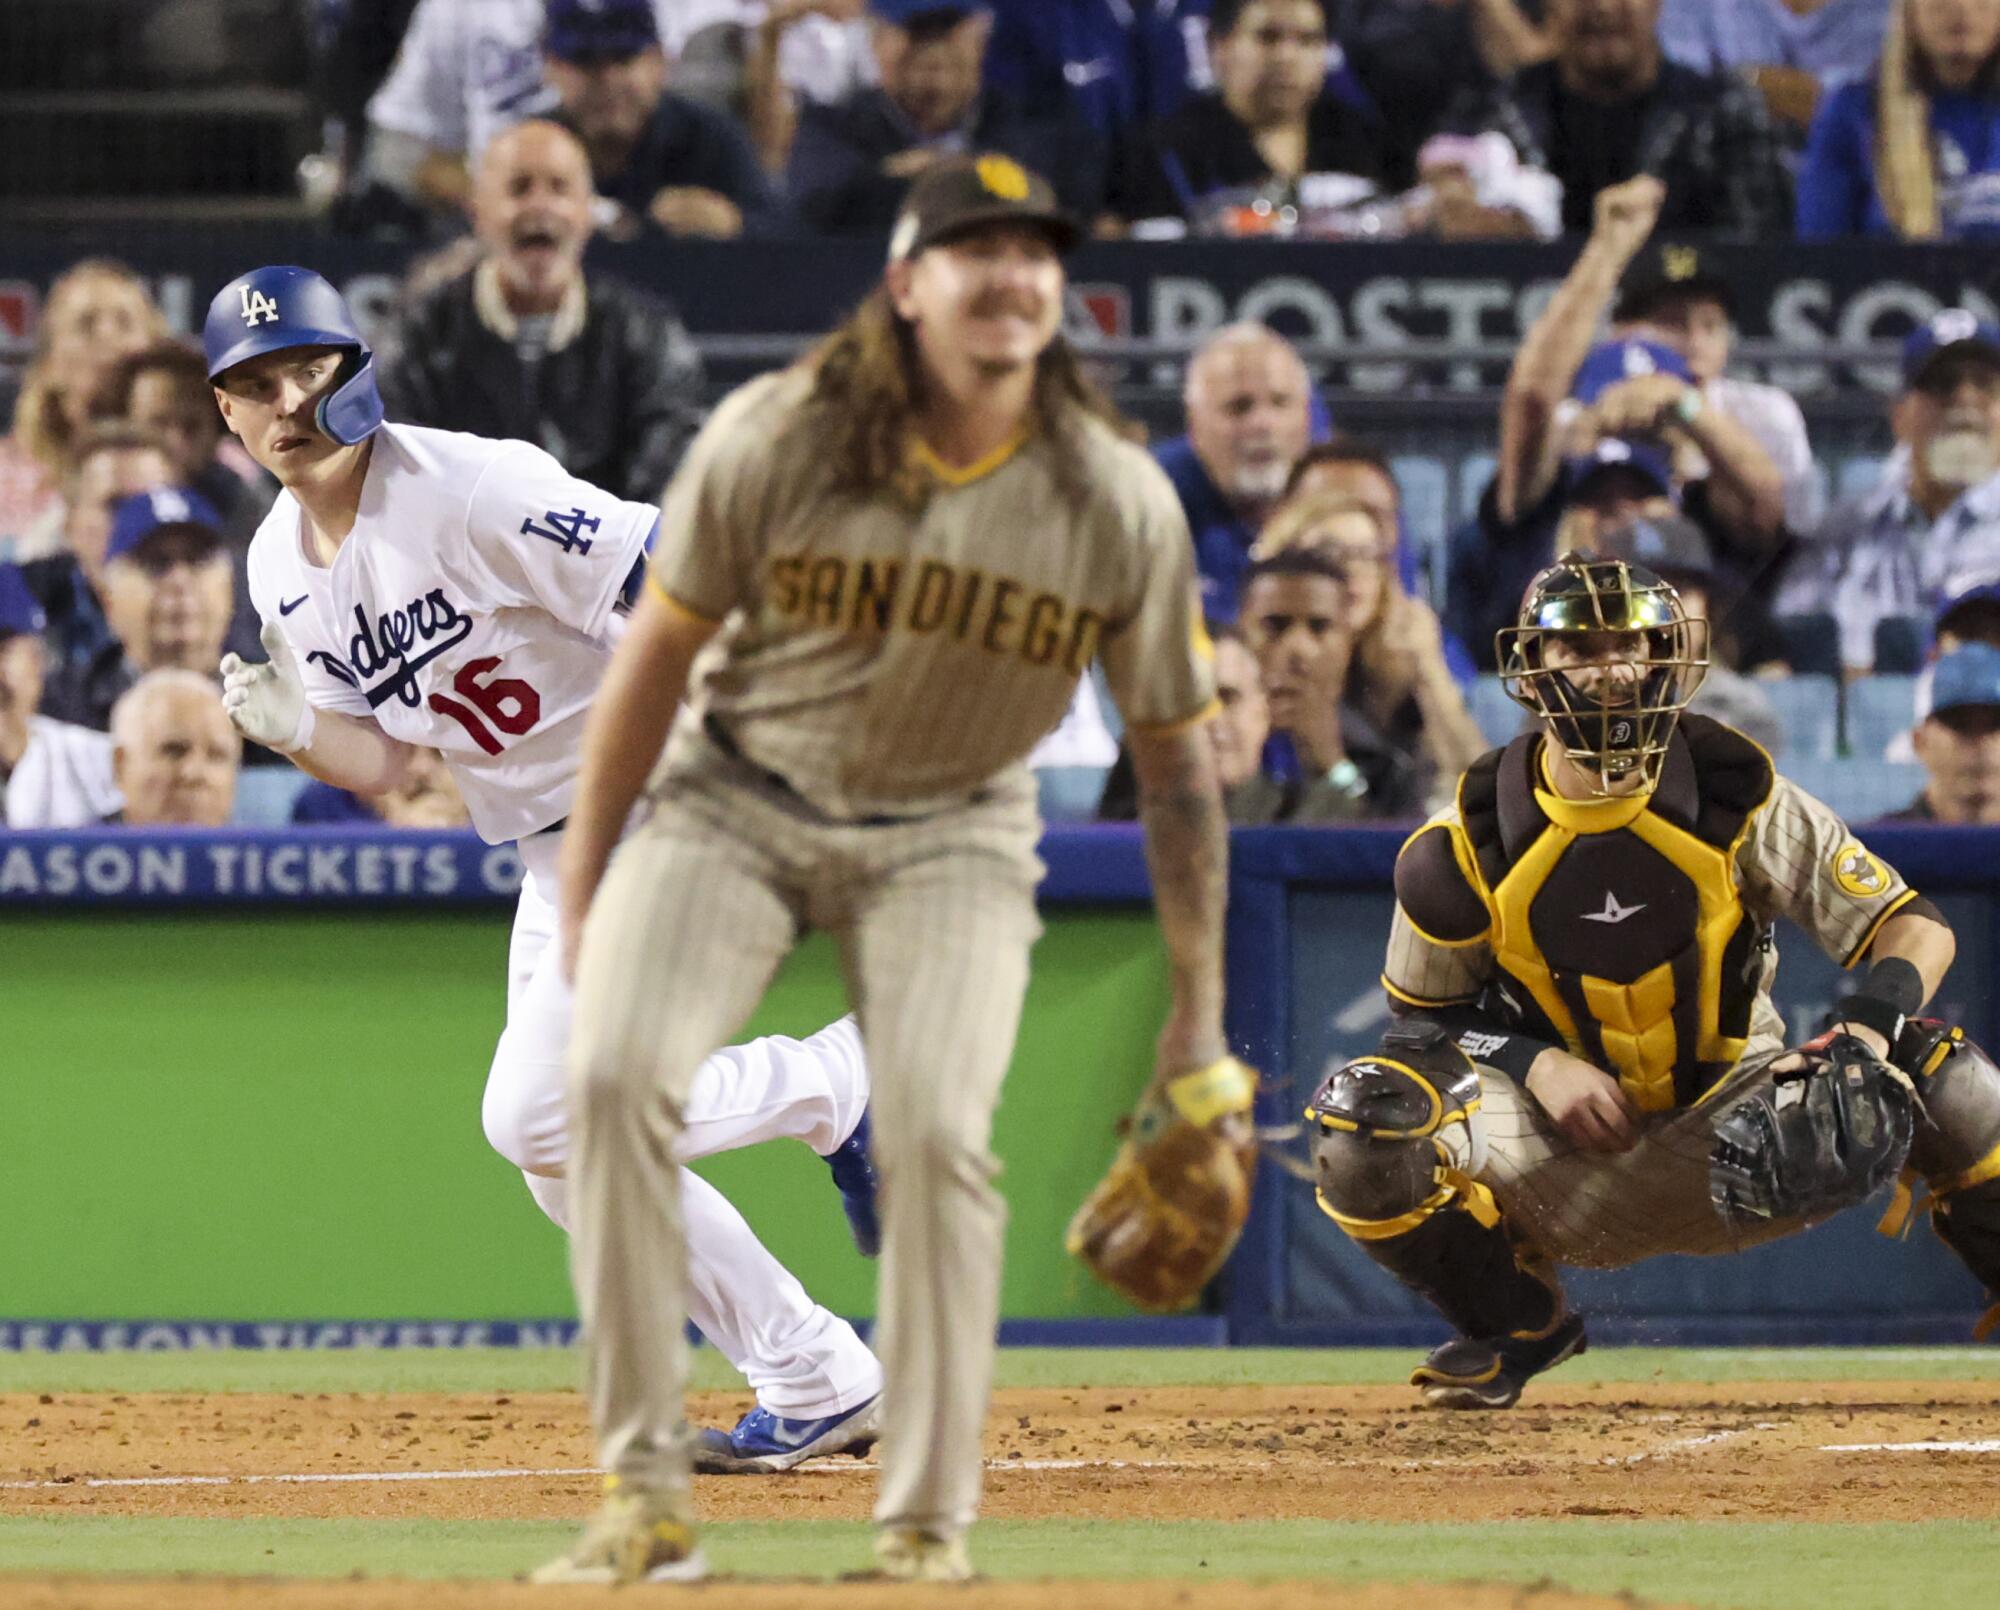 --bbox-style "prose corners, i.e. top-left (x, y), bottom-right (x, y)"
top-left (220, 622), bottom-right (318, 754)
